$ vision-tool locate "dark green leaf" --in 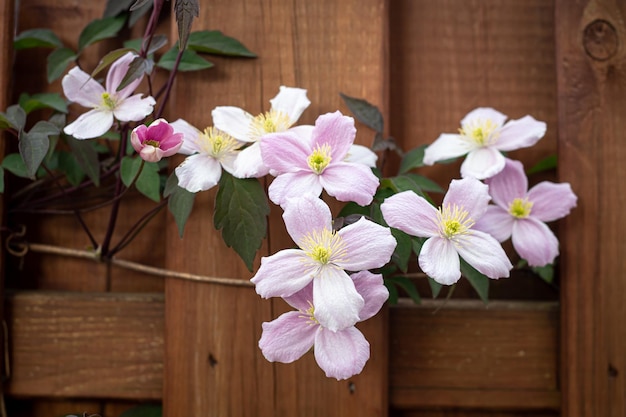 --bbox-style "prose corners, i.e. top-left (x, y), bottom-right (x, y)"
top-left (427, 276), bottom-right (443, 298)
top-left (380, 175), bottom-right (429, 199)
top-left (384, 279), bottom-right (399, 305)
top-left (214, 172), bottom-right (270, 271)
top-left (91, 48), bottom-right (137, 78)
top-left (372, 132), bottom-right (401, 153)
top-left (78, 16), bottom-right (126, 51)
top-left (117, 55), bottom-right (154, 91)
top-left (165, 173), bottom-right (196, 237)
top-left (19, 92), bottom-right (68, 114)
top-left (104, 0), bottom-right (135, 17)
top-left (19, 121), bottom-right (59, 178)
top-left (188, 30), bottom-right (256, 57)
top-left (460, 258), bottom-right (489, 303)
top-left (119, 404), bottom-right (162, 417)
top-left (120, 155), bottom-right (139, 186)
top-left (157, 47), bottom-right (213, 72)
top-left (527, 154), bottom-right (557, 175)
top-left (2, 154), bottom-right (30, 178)
top-left (398, 145), bottom-right (427, 174)
top-left (405, 173), bottom-right (444, 193)
top-left (58, 151), bottom-right (86, 186)
top-left (47, 47), bottom-right (77, 82)
top-left (67, 136), bottom-right (101, 186)
top-left (531, 263), bottom-right (554, 284)
top-left (13, 29), bottom-right (63, 50)
top-left (1, 105), bottom-right (26, 131)
top-left (175, 0), bottom-right (200, 51)
top-left (124, 34), bottom-right (168, 55)
top-left (129, 0), bottom-right (153, 26)
top-left (130, 0), bottom-right (152, 11)
top-left (135, 162), bottom-right (161, 202)
top-left (339, 93), bottom-right (383, 133)
top-left (390, 228), bottom-right (412, 273)
top-left (387, 276), bottom-right (421, 305)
